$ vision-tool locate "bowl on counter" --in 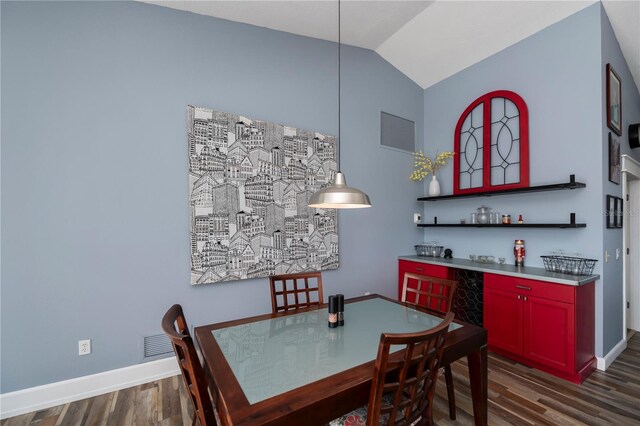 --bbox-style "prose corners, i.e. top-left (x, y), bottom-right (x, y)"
top-left (415, 244), bottom-right (444, 257)
top-left (469, 254), bottom-right (496, 263)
